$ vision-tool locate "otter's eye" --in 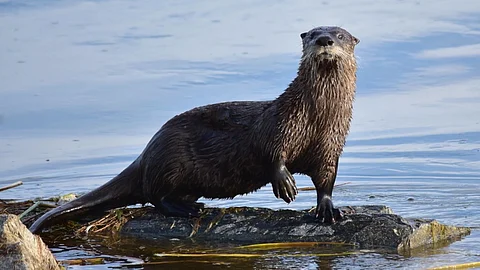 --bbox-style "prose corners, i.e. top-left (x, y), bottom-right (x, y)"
top-left (337, 34), bottom-right (344, 40)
